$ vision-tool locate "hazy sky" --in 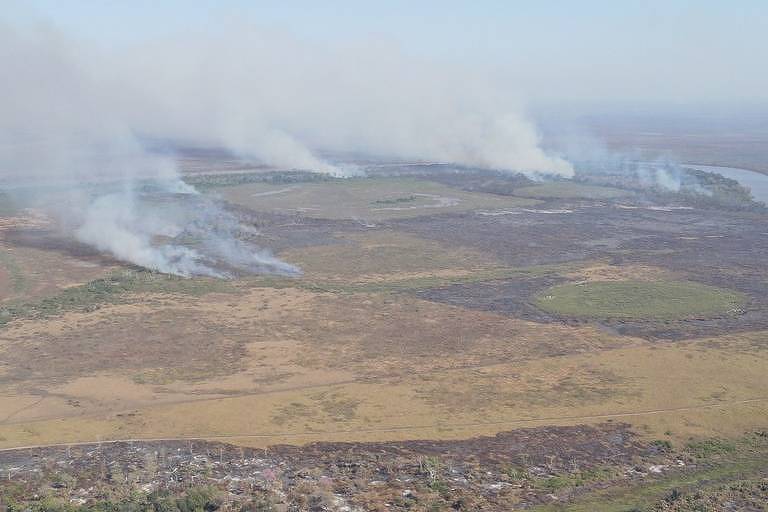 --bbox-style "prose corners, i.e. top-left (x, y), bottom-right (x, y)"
top-left (2, 1), bottom-right (765, 274)
top-left (7, 0), bottom-right (768, 104)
